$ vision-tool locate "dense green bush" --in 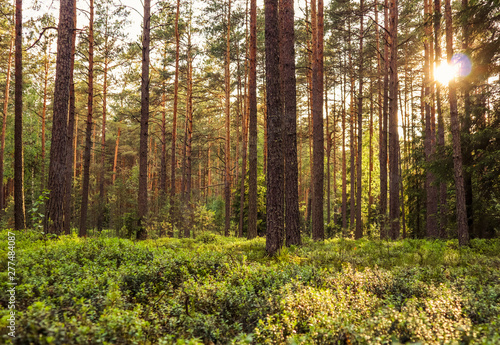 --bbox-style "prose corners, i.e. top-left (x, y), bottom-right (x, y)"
top-left (0, 229), bottom-right (499, 344)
